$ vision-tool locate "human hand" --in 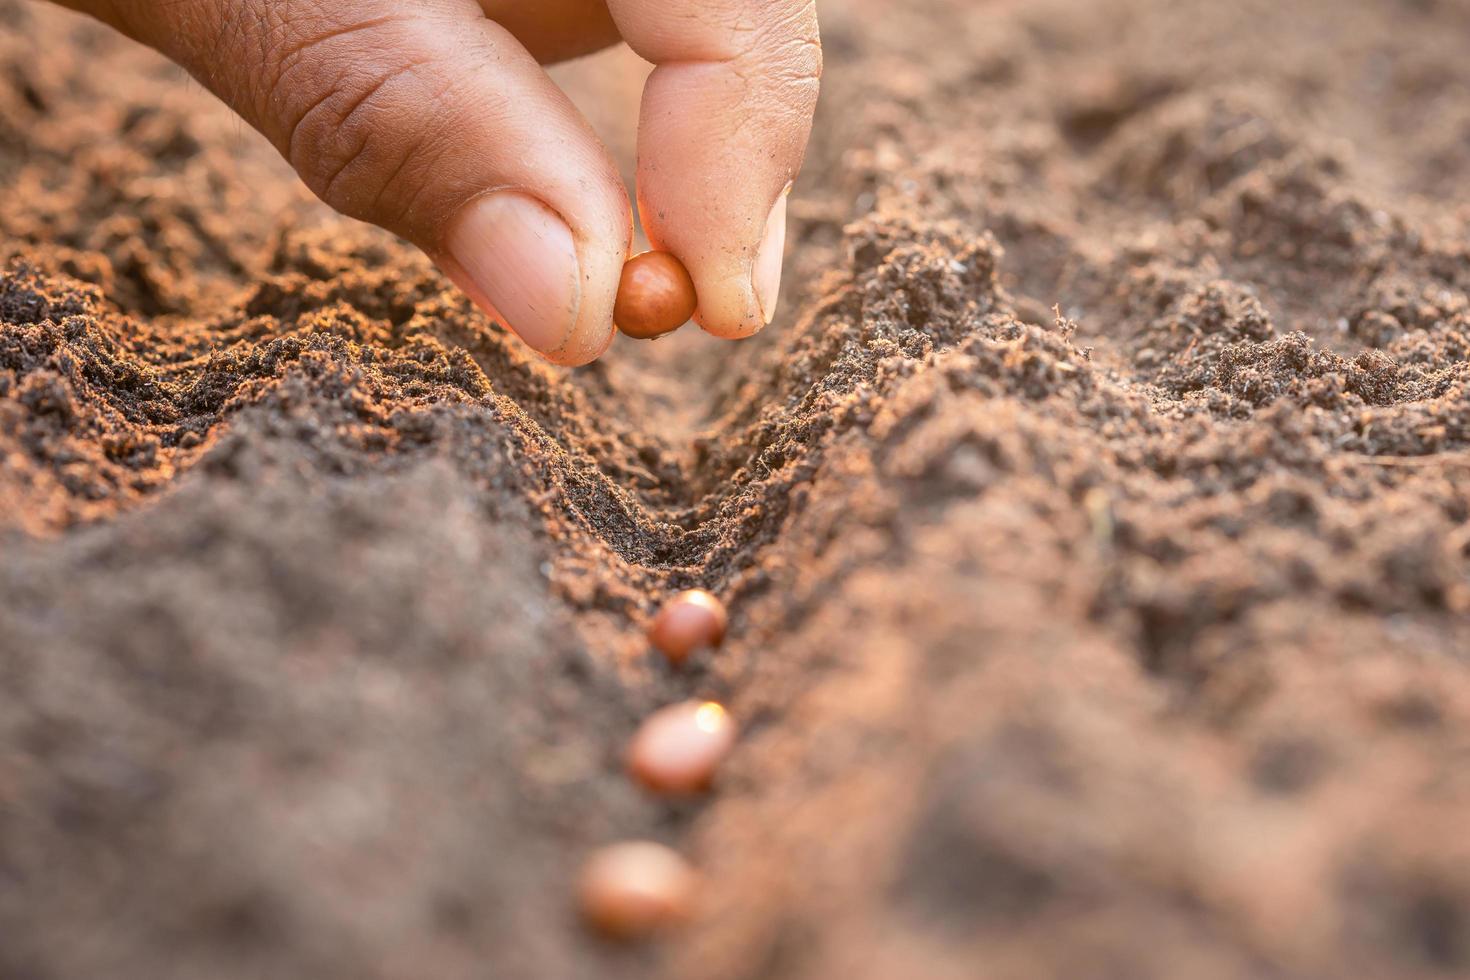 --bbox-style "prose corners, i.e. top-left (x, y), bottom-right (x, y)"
top-left (56, 0), bottom-right (821, 364)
